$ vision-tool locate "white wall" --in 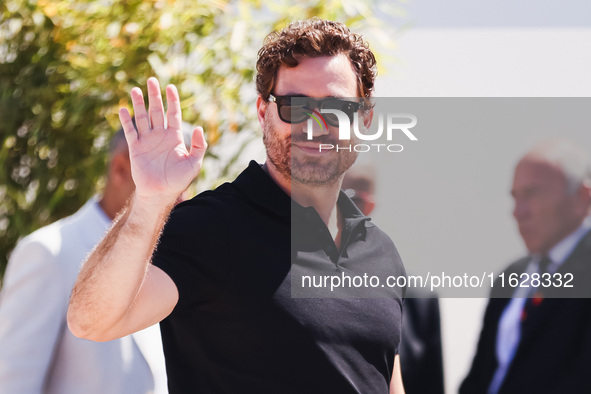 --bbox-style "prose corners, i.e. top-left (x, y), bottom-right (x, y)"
top-left (376, 27), bottom-right (591, 394)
